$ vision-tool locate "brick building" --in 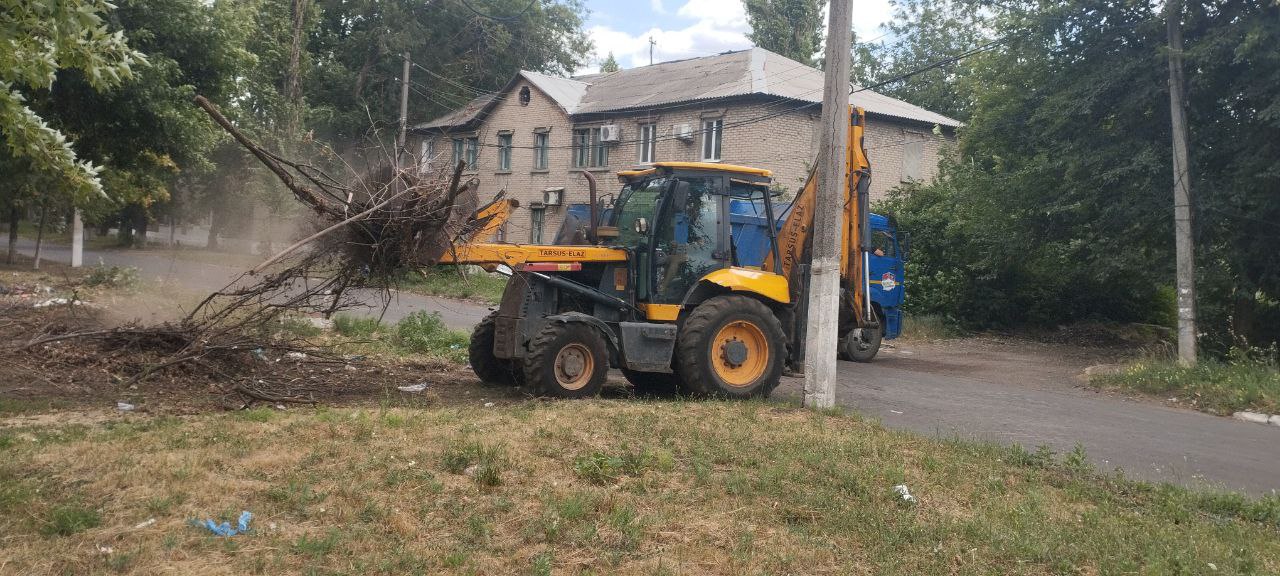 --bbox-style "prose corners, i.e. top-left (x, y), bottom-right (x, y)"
top-left (410, 47), bottom-right (959, 243)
